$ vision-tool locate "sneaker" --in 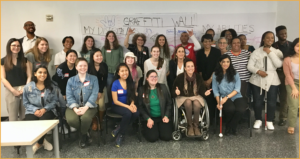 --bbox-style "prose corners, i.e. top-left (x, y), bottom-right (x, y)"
top-left (278, 119), bottom-right (287, 126)
top-left (266, 121), bottom-right (275, 130)
top-left (253, 120), bottom-right (262, 129)
top-left (115, 134), bottom-right (123, 148)
top-left (111, 125), bottom-right (120, 137)
top-left (32, 143), bottom-right (42, 154)
top-left (70, 127), bottom-right (77, 132)
top-left (79, 134), bottom-right (87, 148)
top-left (43, 139), bottom-right (53, 151)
